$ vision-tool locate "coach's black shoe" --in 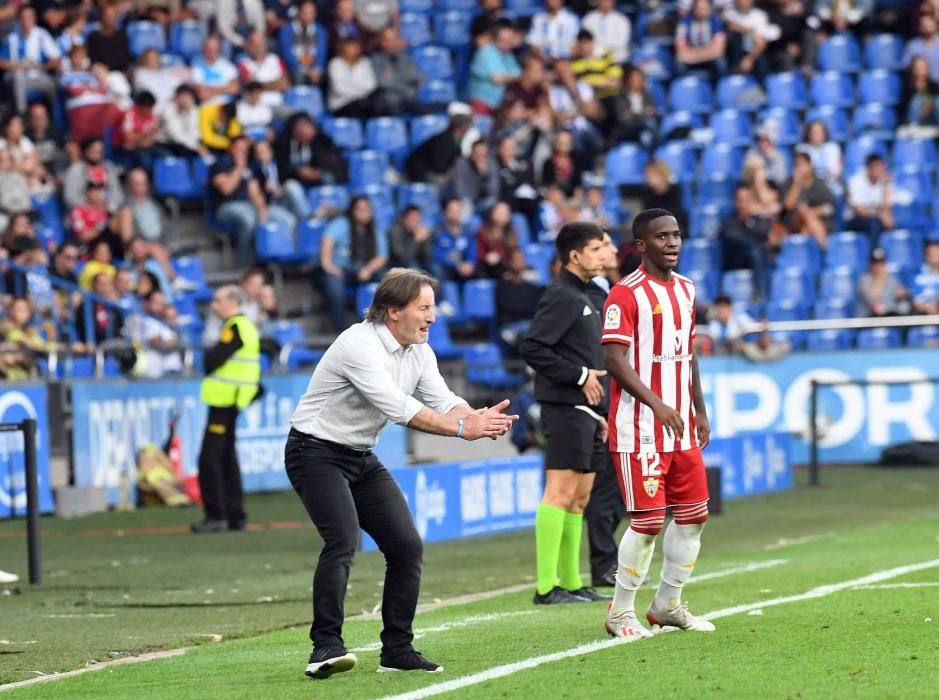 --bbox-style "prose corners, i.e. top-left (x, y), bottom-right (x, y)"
top-left (568, 586), bottom-right (613, 602)
top-left (533, 586), bottom-right (591, 604)
top-left (378, 650), bottom-right (443, 673)
top-left (190, 519), bottom-right (228, 534)
top-left (306, 646), bottom-right (357, 679)
top-left (592, 567), bottom-right (618, 588)
top-left (227, 519), bottom-right (246, 531)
